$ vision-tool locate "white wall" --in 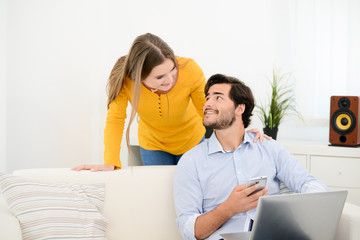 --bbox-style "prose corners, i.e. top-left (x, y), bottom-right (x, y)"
top-left (2, 0), bottom-right (359, 172)
top-left (0, 0), bottom-right (7, 172)
top-left (6, 0), bottom-right (109, 171)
